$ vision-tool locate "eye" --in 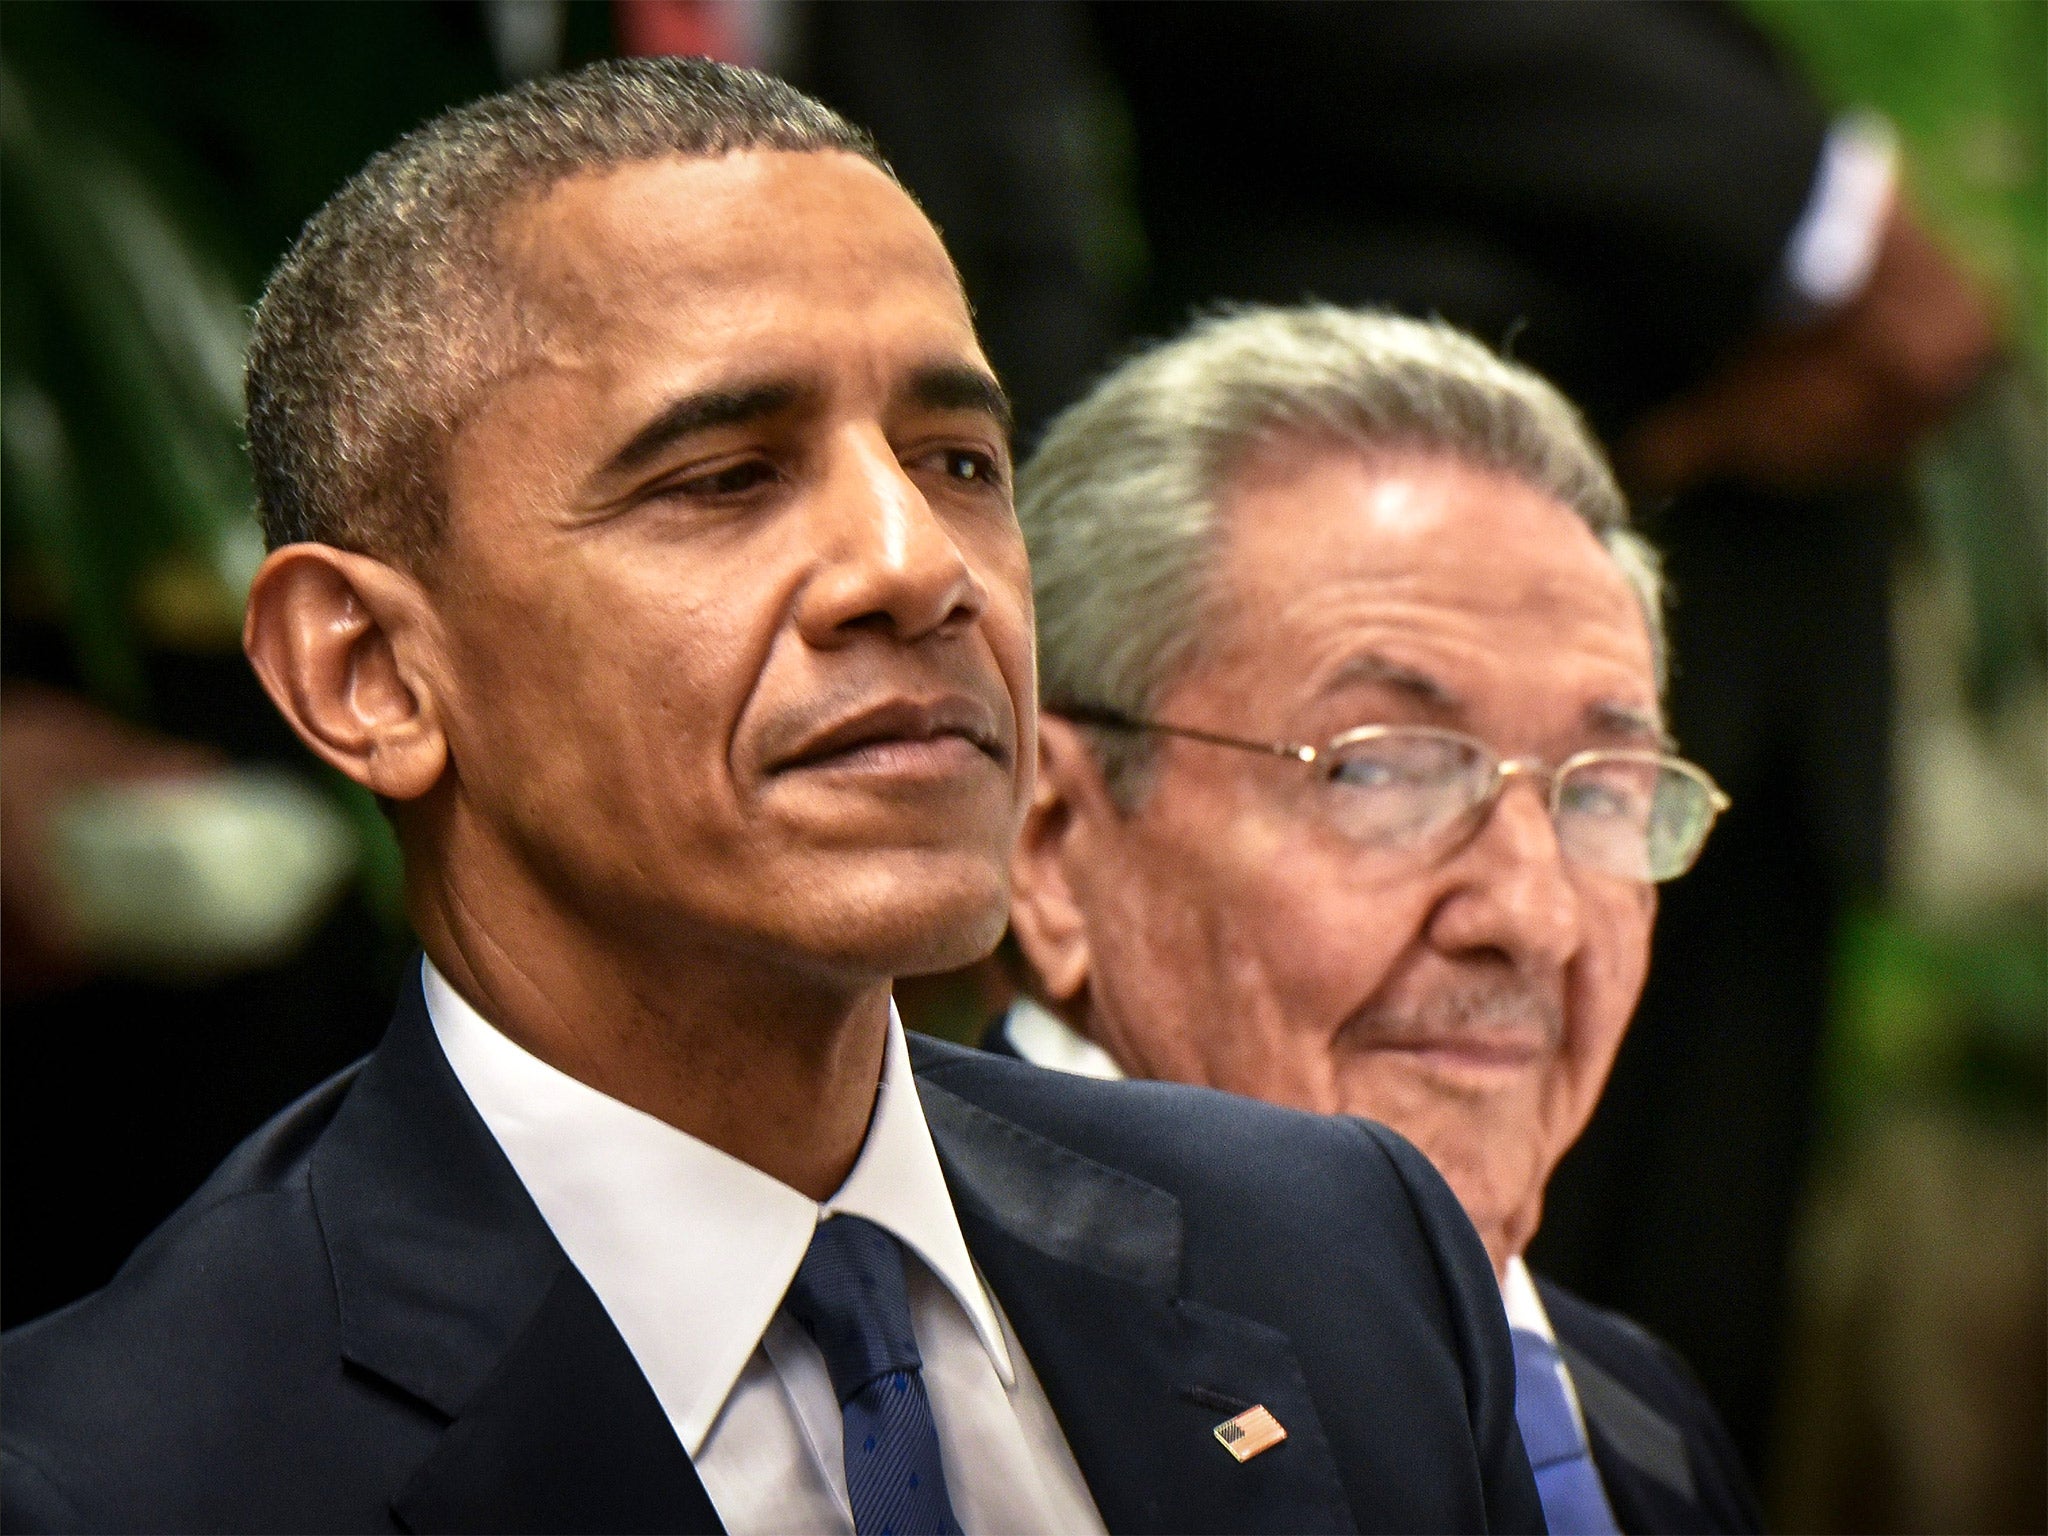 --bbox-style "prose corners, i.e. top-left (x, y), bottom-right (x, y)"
top-left (914, 446), bottom-right (1005, 489)
top-left (1330, 754), bottom-right (1401, 790)
top-left (670, 458), bottom-right (780, 498)
top-left (949, 449), bottom-right (995, 483)
top-left (1559, 772), bottom-right (1650, 821)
